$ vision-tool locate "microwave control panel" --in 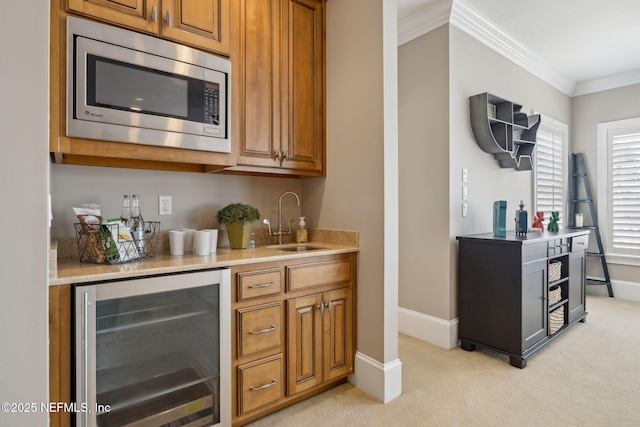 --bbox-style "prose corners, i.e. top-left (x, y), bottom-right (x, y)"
top-left (204, 82), bottom-right (220, 127)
